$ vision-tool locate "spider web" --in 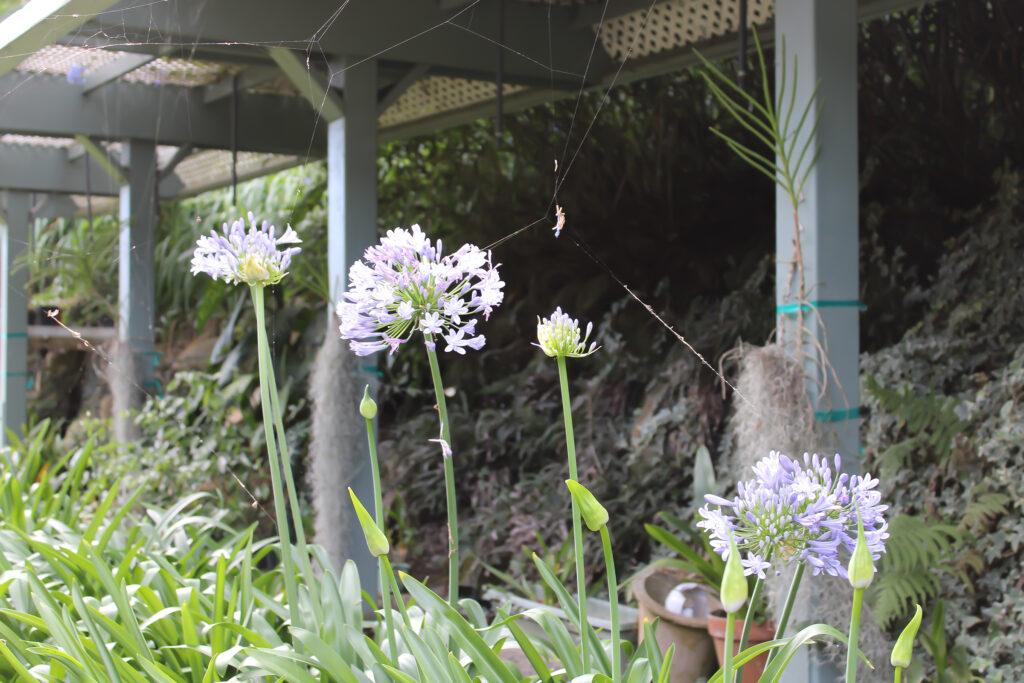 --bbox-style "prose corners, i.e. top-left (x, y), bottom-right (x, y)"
top-left (0, 0), bottom-right (762, 415)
